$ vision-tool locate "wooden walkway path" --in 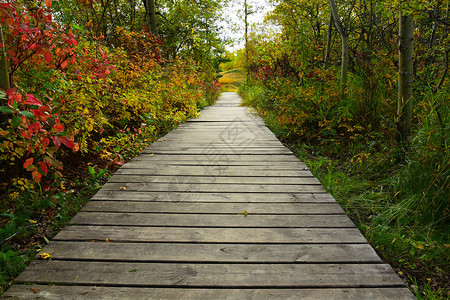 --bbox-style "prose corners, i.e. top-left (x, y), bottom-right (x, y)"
top-left (3, 92), bottom-right (414, 299)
